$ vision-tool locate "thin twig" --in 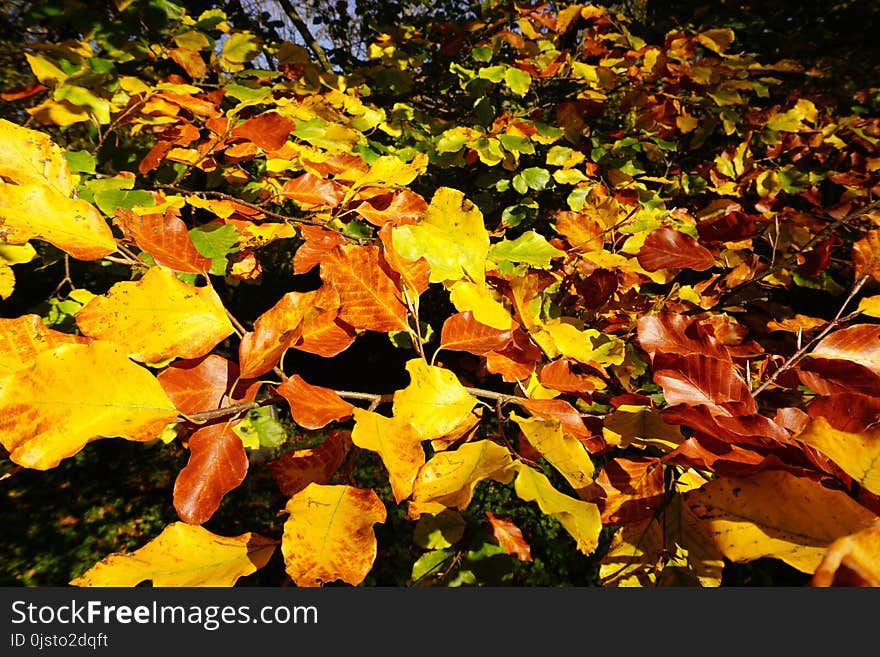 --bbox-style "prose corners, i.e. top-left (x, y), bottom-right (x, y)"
top-left (751, 274), bottom-right (870, 398)
top-left (276, 0), bottom-right (334, 73)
